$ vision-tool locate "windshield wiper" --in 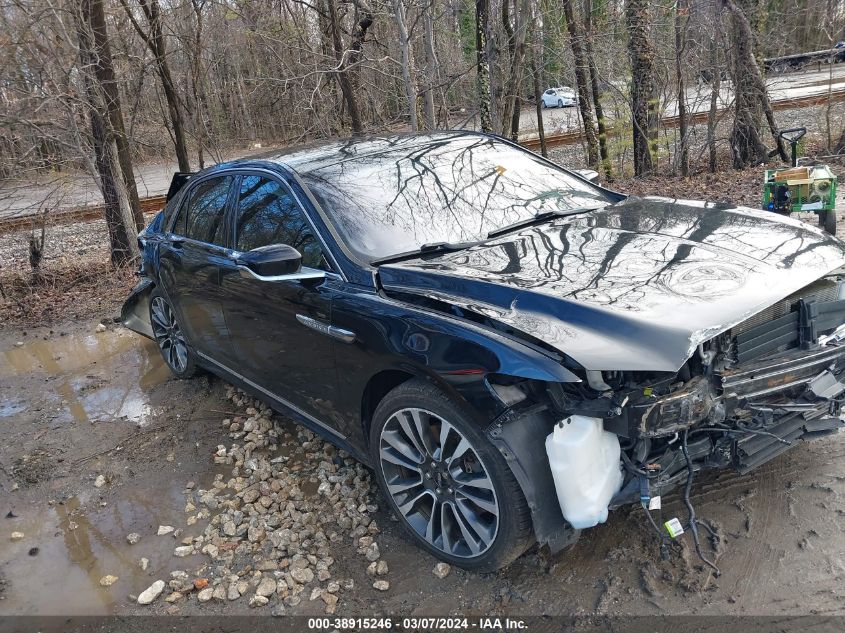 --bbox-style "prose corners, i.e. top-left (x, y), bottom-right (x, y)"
top-left (486, 205), bottom-right (604, 239)
top-left (370, 240), bottom-right (481, 266)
